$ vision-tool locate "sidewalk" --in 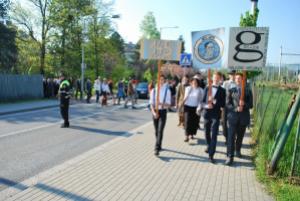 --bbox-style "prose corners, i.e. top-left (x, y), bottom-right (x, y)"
top-left (0, 99), bottom-right (59, 115)
top-left (1, 113), bottom-right (273, 201)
